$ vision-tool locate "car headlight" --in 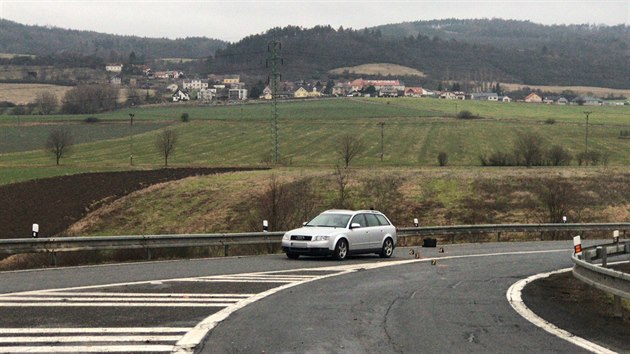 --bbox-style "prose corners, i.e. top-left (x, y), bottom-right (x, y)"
top-left (283, 234), bottom-right (290, 240)
top-left (313, 235), bottom-right (330, 241)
